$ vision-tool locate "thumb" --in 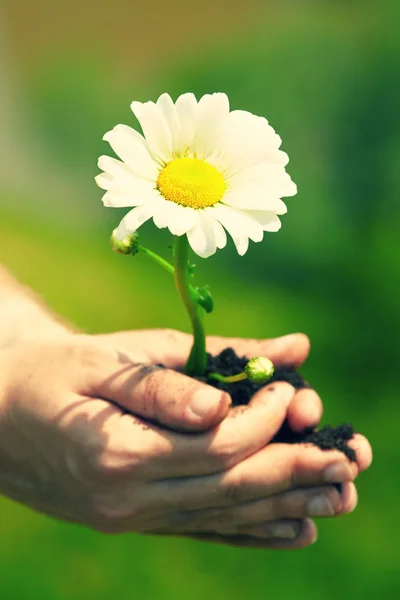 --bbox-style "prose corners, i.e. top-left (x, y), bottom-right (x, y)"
top-left (247, 380), bottom-right (296, 434)
top-left (89, 347), bottom-right (231, 432)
